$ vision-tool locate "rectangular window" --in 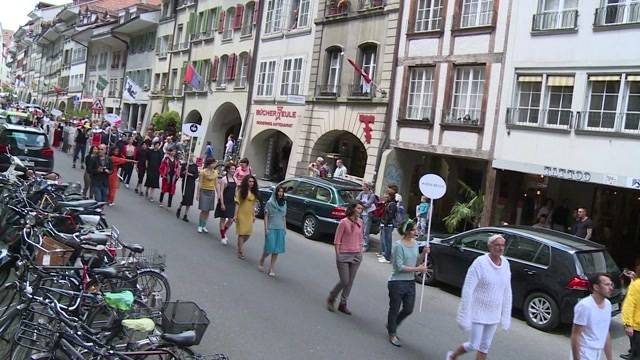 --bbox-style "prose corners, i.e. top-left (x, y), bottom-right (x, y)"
top-left (289, 0), bottom-right (311, 29)
top-left (415, 0), bottom-right (443, 32)
top-left (597, 0), bottom-right (640, 26)
top-left (236, 54), bottom-right (249, 88)
top-left (624, 78), bottom-right (640, 131)
top-left (406, 67), bottom-right (435, 121)
top-left (516, 76), bottom-right (542, 124)
top-left (265, 0), bottom-right (284, 34)
top-left (587, 76), bottom-right (620, 130)
top-left (534, 0), bottom-right (578, 30)
top-left (451, 66), bottom-right (485, 124)
top-left (359, 47), bottom-right (376, 93)
top-left (257, 60), bottom-right (277, 96)
top-left (460, 0), bottom-right (493, 28)
top-left (327, 50), bottom-right (341, 93)
top-left (545, 76), bottom-right (574, 127)
top-left (280, 57), bottom-right (304, 96)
